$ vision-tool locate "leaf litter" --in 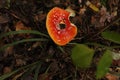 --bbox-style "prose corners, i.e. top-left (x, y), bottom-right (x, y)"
top-left (0, 0), bottom-right (120, 80)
